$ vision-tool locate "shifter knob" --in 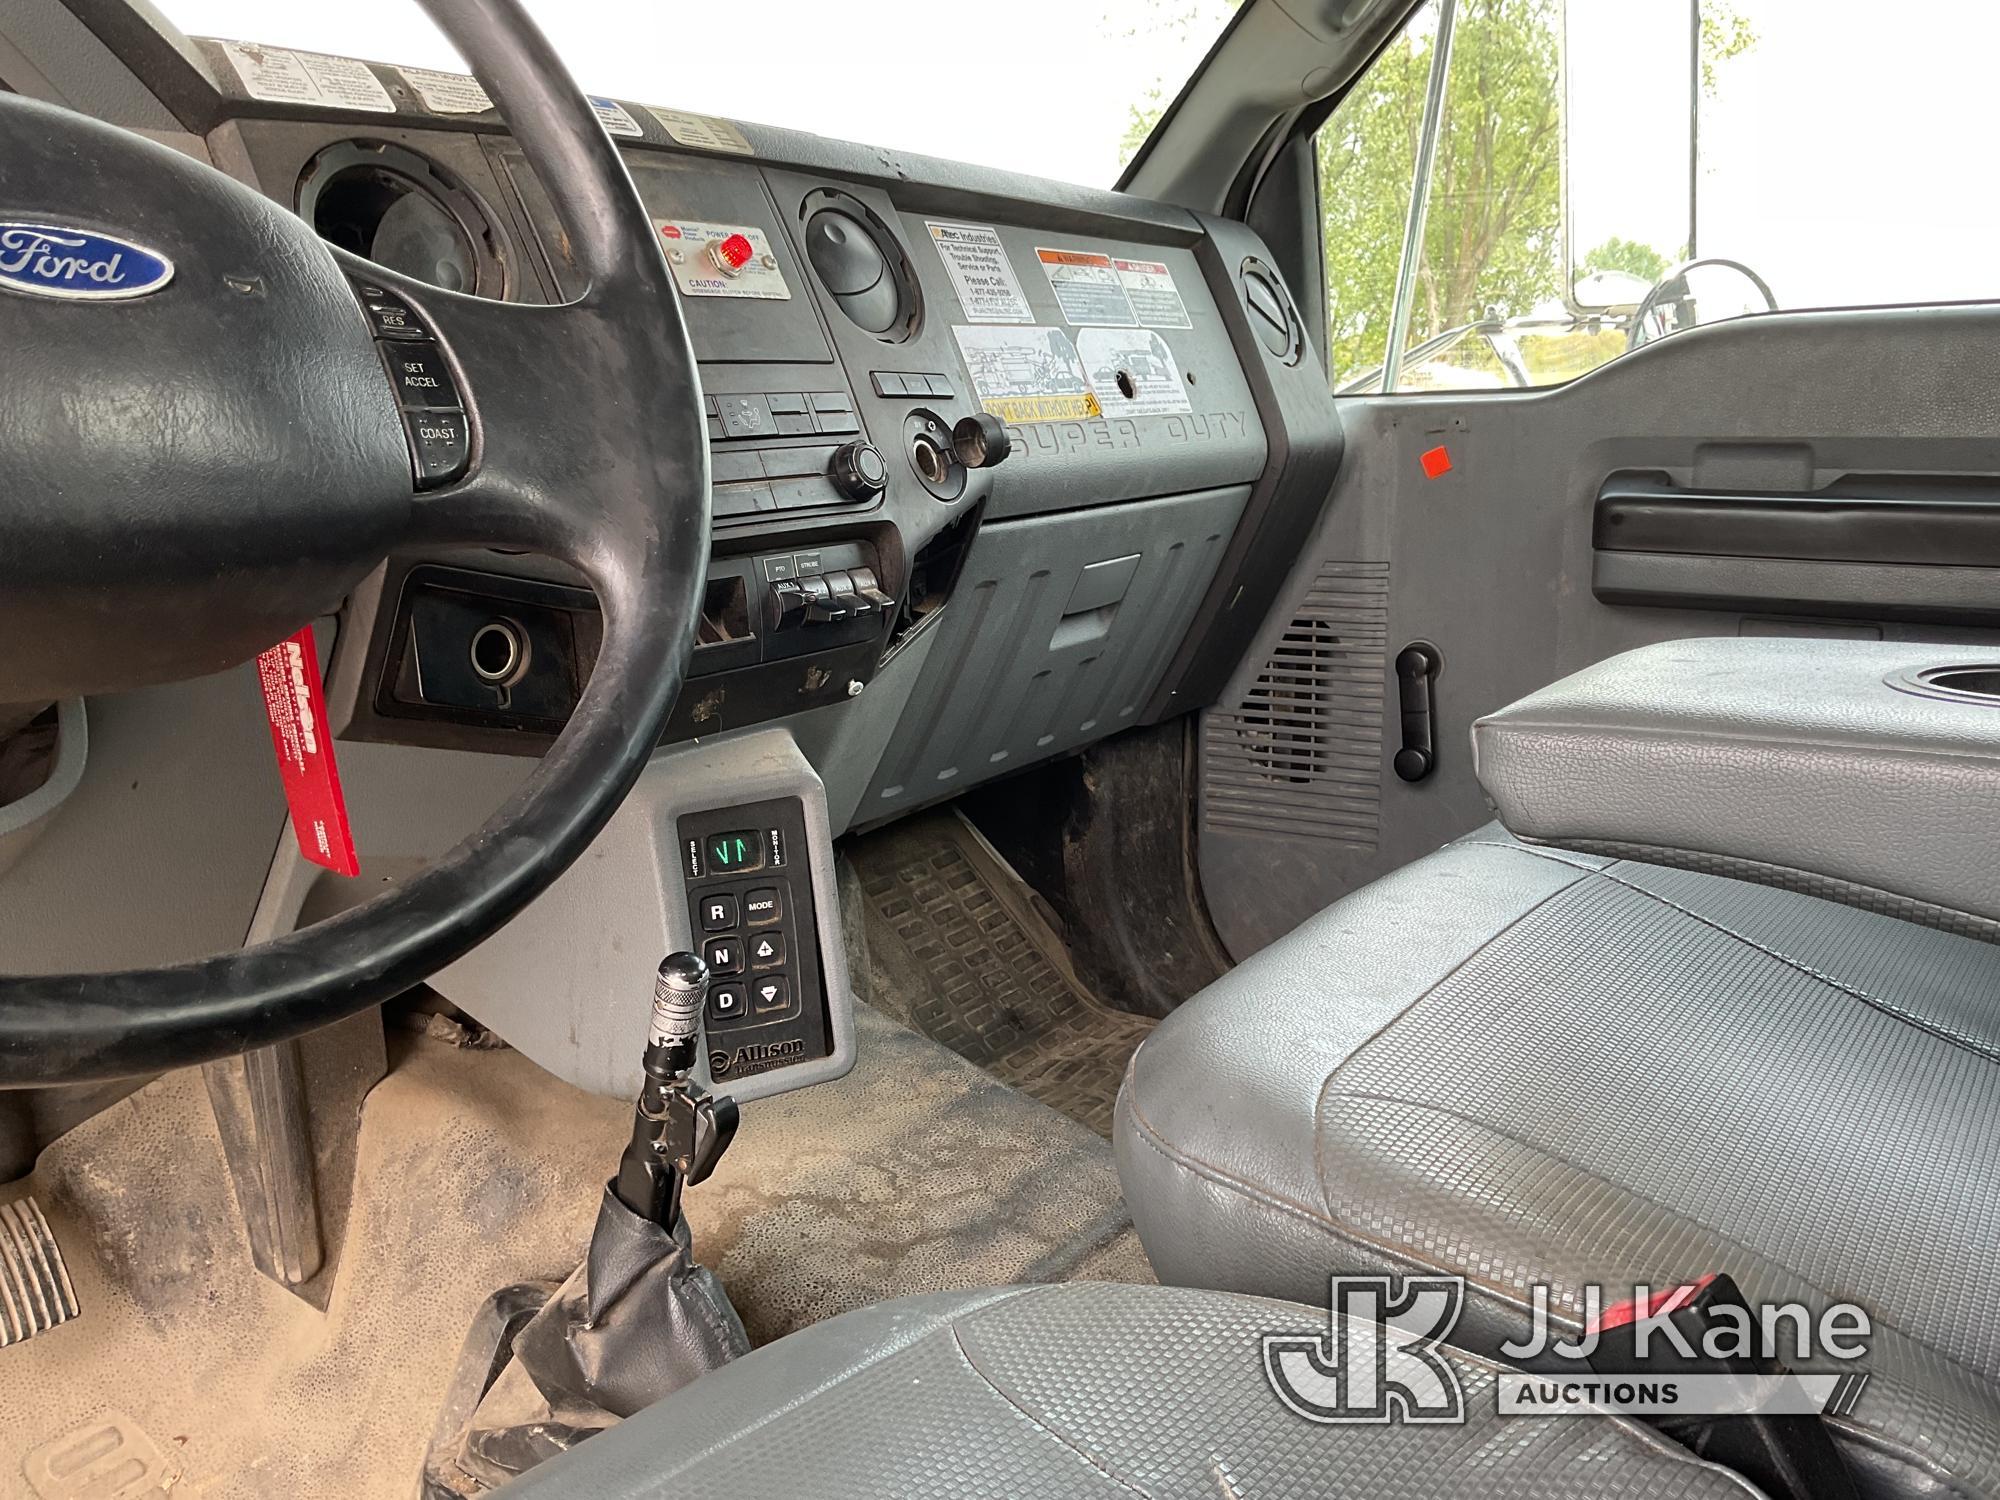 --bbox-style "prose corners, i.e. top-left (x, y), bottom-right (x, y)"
top-left (649, 952), bottom-right (709, 1069)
